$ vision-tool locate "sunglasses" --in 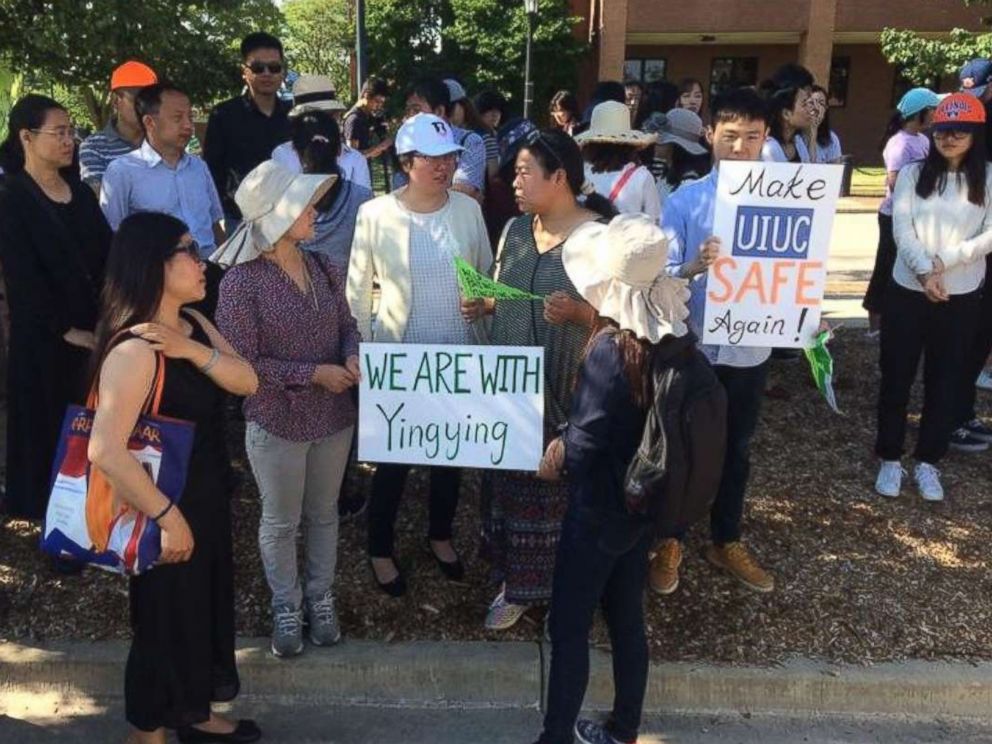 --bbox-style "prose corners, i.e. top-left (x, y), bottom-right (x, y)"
top-left (169, 240), bottom-right (203, 261)
top-left (246, 61), bottom-right (283, 75)
top-left (524, 129), bottom-right (564, 171)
